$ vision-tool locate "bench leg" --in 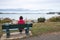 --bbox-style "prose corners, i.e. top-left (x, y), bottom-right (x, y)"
top-left (6, 32), bottom-right (10, 38)
top-left (6, 29), bottom-right (10, 38)
top-left (25, 27), bottom-right (29, 35)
